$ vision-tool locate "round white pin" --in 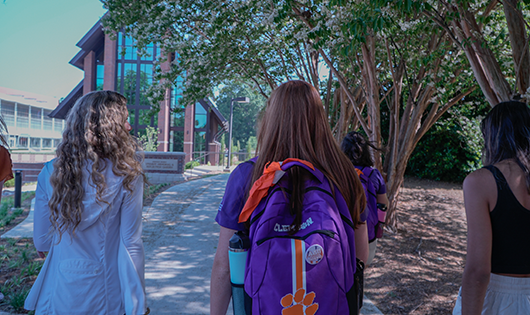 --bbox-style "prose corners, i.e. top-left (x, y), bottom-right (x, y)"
top-left (305, 244), bottom-right (324, 265)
